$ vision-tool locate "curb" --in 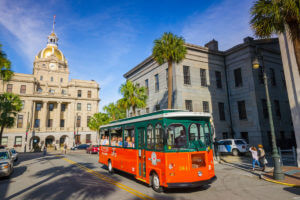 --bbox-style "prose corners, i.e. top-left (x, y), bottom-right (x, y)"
top-left (260, 174), bottom-right (300, 187)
